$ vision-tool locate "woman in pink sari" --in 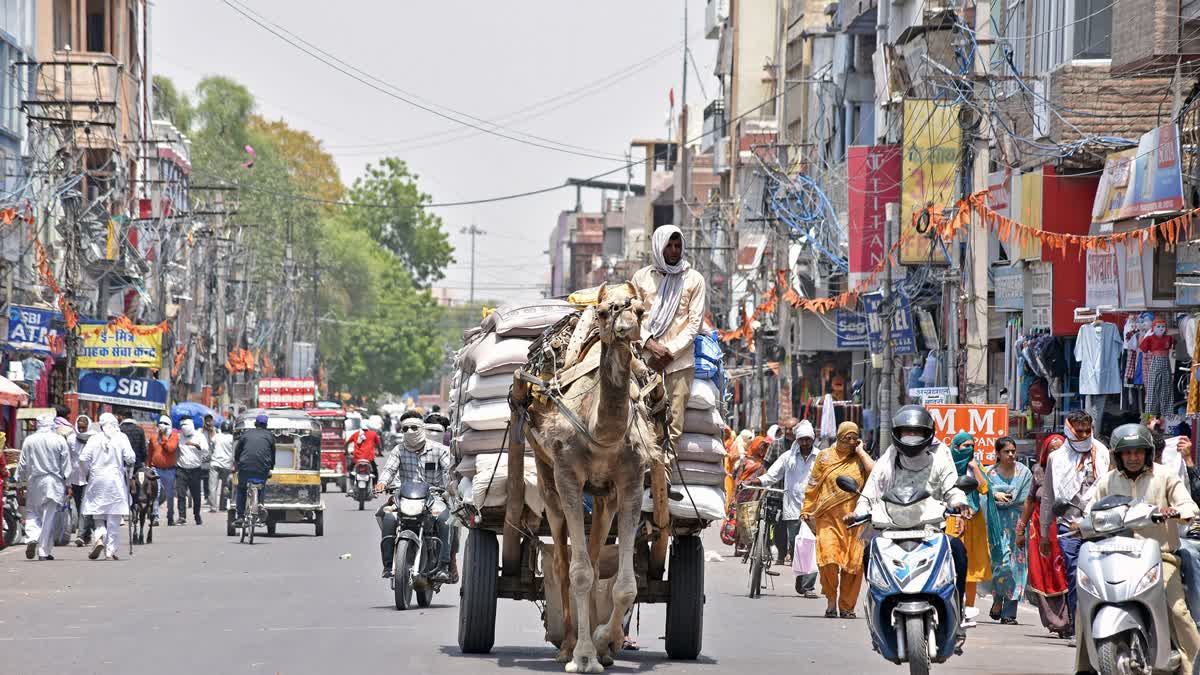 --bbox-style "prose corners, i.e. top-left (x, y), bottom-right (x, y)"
top-left (1015, 434), bottom-right (1071, 637)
